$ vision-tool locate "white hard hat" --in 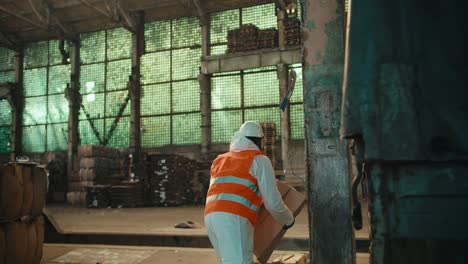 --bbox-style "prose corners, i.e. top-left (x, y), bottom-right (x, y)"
top-left (238, 121), bottom-right (264, 138)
